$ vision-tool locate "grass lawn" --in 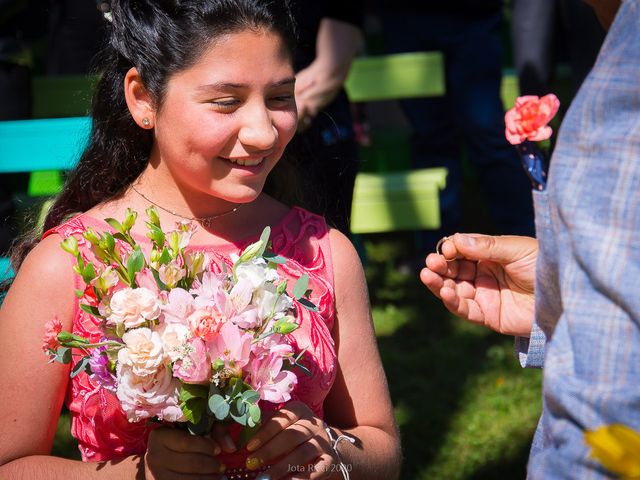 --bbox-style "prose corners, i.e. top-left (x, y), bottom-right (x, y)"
top-left (52, 233), bottom-right (542, 479)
